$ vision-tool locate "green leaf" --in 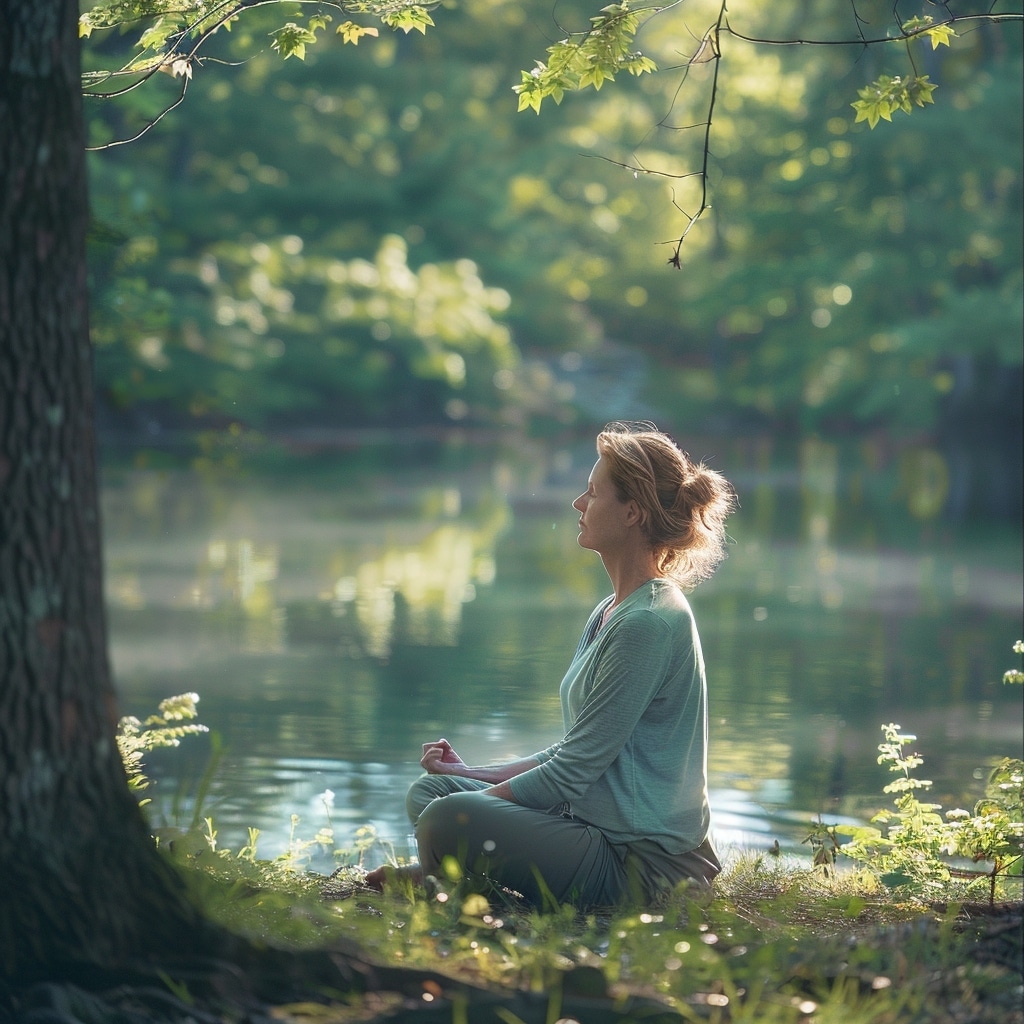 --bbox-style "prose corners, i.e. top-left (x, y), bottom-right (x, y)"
top-left (835, 824), bottom-right (883, 842)
top-left (270, 22), bottom-right (317, 60)
top-left (925, 24), bottom-right (956, 49)
top-left (137, 16), bottom-right (182, 53)
top-left (579, 65), bottom-right (611, 91)
top-left (626, 55), bottom-right (657, 77)
top-left (852, 75), bottom-right (937, 129)
top-left (337, 21), bottom-right (379, 45)
top-left (514, 71), bottom-right (545, 114)
top-left (515, 0), bottom-right (655, 113)
top-left (382, 7), bottom-right (434, 35)
top-left (844, 895), bottom-right (867, 917)
top-left (902, 14), bottom-right (957, 49)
